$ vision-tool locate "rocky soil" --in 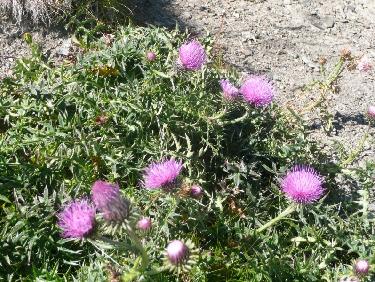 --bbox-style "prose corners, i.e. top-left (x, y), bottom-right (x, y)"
top-left (1, 0), bottom-right (375, 163)
top-left (0, 14), bottom-right (71, 79)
